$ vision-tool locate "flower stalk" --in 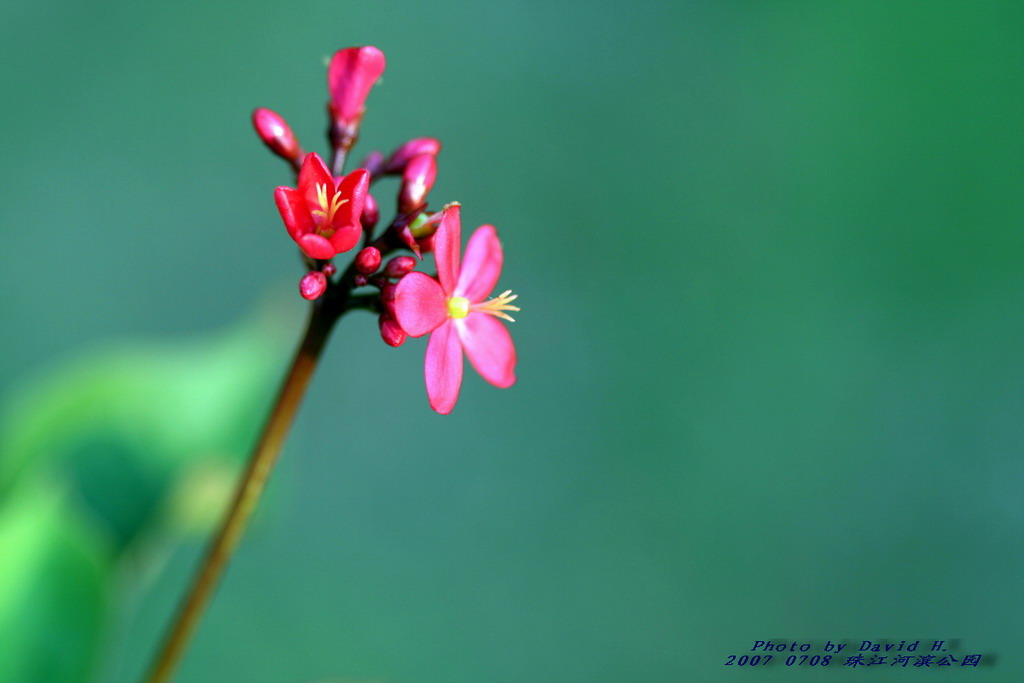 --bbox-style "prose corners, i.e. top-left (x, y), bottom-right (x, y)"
top-left (145, 300), bottom-right (336, 683)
